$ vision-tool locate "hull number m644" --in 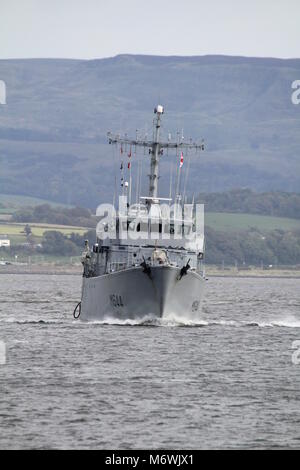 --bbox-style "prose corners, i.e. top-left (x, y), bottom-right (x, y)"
top-left (110, 294), bottom-right (124, 308)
